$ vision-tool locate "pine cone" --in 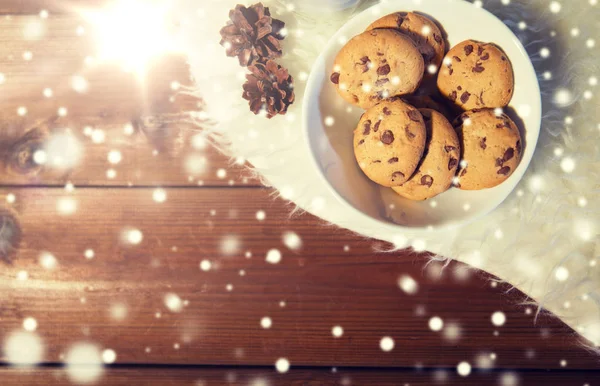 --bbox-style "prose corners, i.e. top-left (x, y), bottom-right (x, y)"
top-left (220, 3), bottom-right (286, 67)
top-left (243, 60), bottom-right (295, 119)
